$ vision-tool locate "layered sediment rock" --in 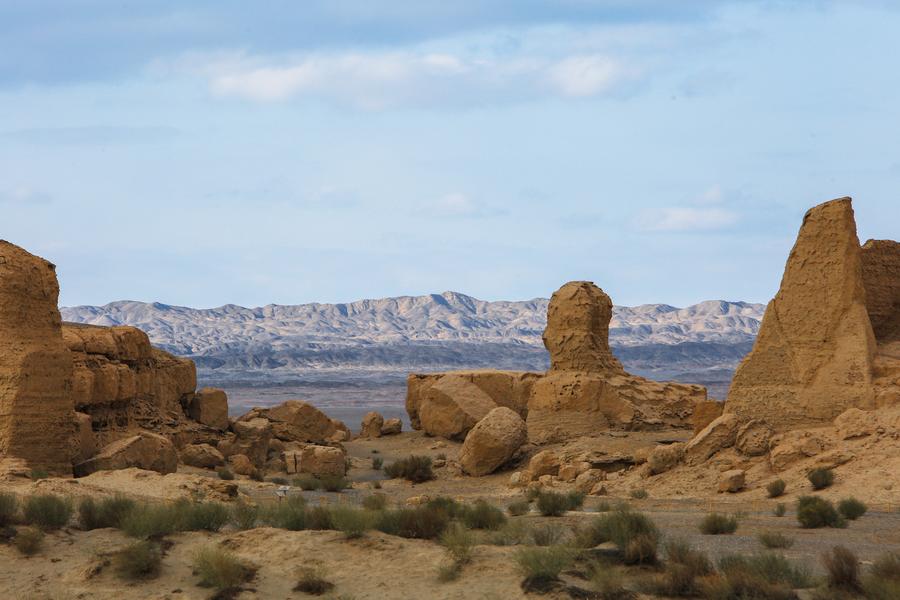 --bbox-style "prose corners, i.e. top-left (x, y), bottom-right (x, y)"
top-left (0, 241), bottom-right (74, 475)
